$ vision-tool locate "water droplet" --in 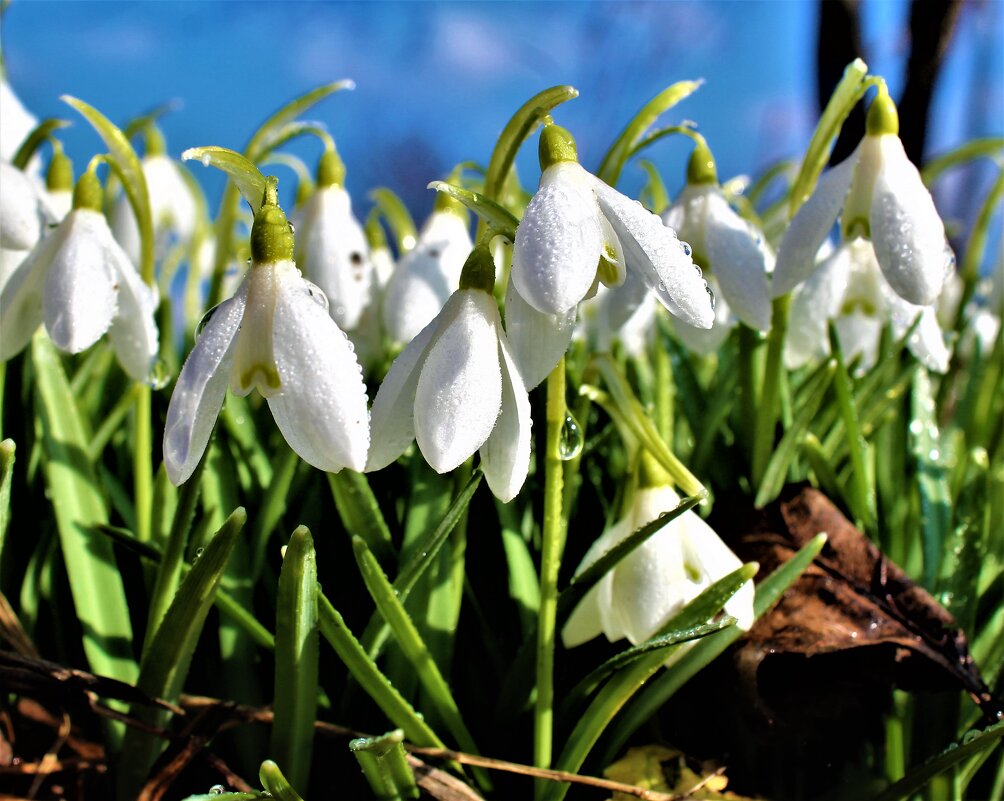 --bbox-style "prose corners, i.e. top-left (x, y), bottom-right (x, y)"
top-left (288, 221), bottom-right (295, 234)
top-left (705, 284), bottom-right (716, 311)
top-left (680, 241), bottom-right (693, 257)
top-left (209, 786), bottom-right (226, 796)
top-left (195, 301), bottom-right (225, 341)
top-left (558, 412), bottom-right (583, 461)
top-left (302, 279), bottom-right (329, 312)
top-left (929, 448), bottom-right (941, 461)
top-left (909, 419), bottom-right (923, 435)
top-left (200, 155), bottom-right (211, 167)
top-left (192, 547), bottom-right (204, 564)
